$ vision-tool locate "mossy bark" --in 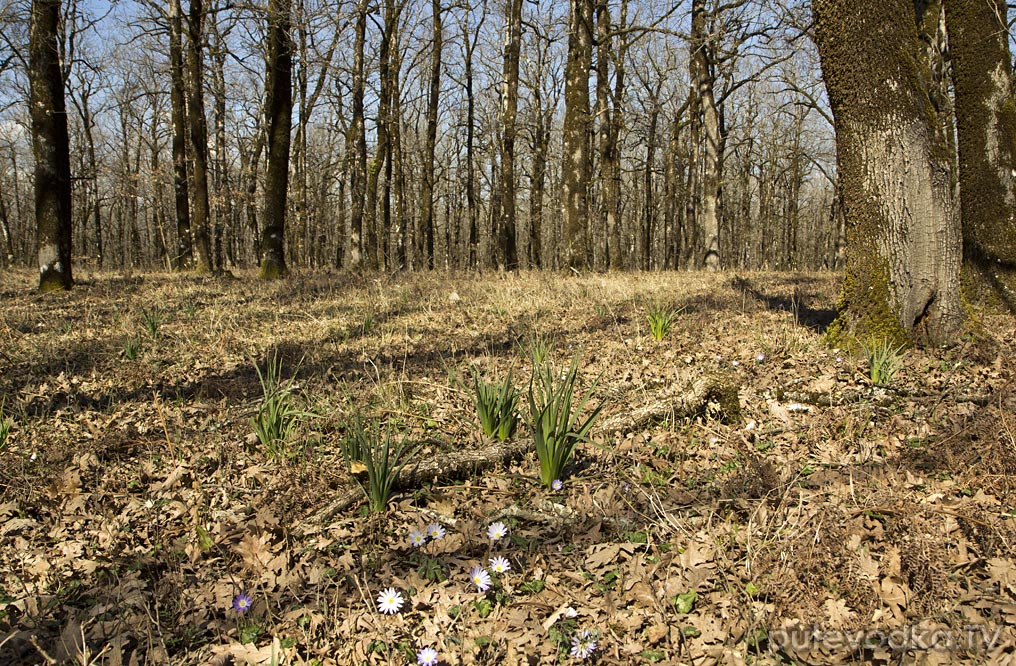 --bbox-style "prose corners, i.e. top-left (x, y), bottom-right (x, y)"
top-left (30, 0), bottom-right (73, 292)
top-left (943, 0), bottom-right (1016, 311)
top-left (815, 0), bottom-right (964, 347)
